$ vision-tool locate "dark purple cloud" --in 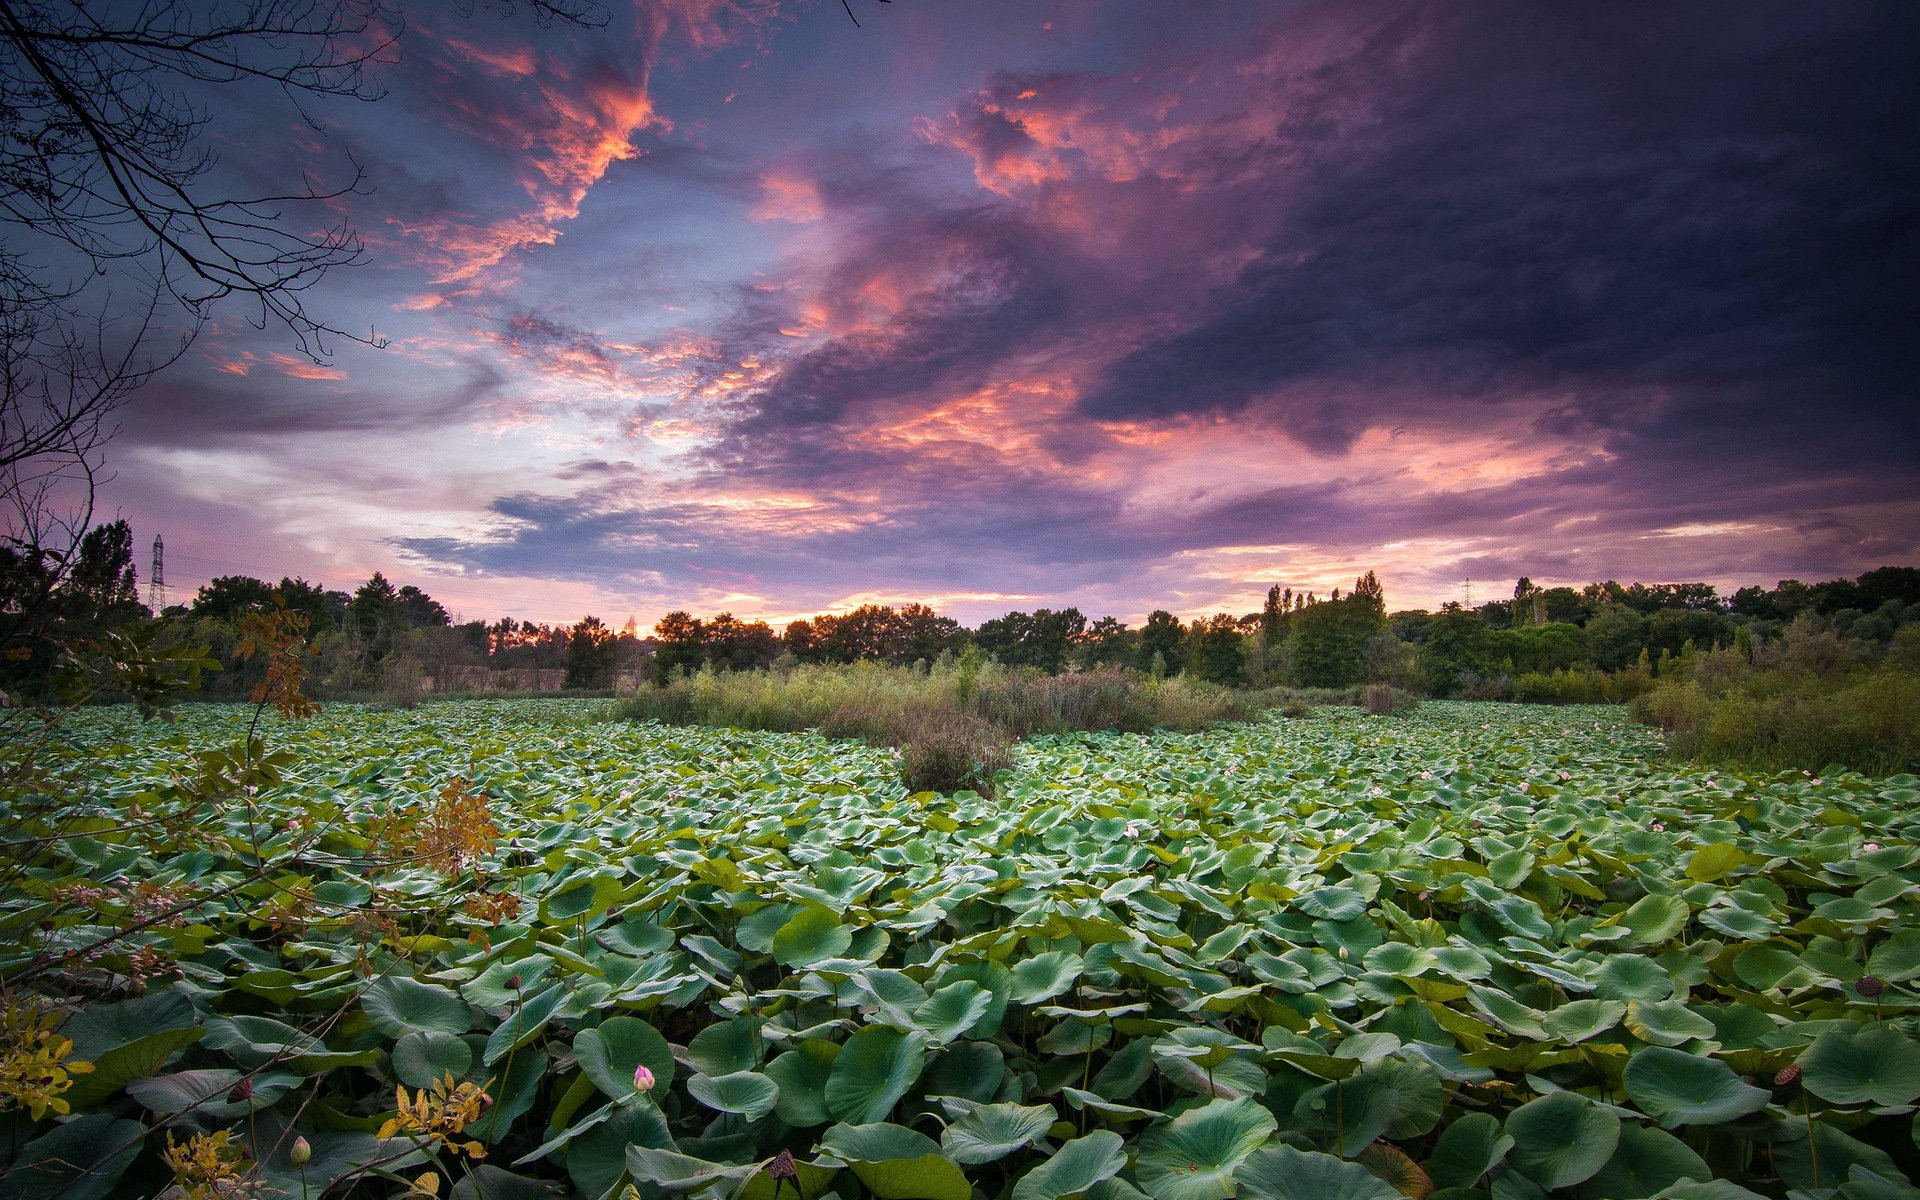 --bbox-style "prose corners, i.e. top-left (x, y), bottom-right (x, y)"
top-left (91, 0), bottom-right (1920, 621)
